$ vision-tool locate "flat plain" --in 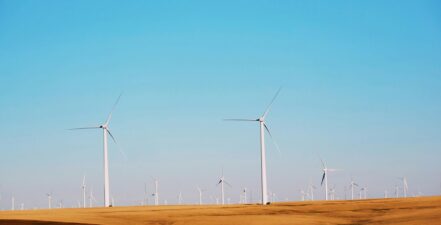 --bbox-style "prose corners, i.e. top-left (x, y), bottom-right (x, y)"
top-left (0, 196), bottom-right (440, 225)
